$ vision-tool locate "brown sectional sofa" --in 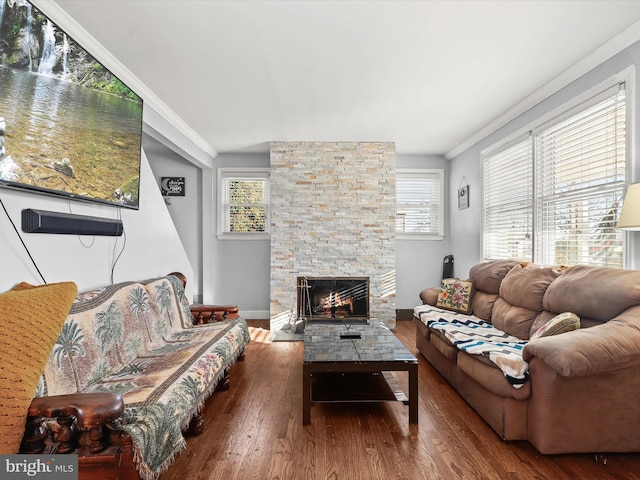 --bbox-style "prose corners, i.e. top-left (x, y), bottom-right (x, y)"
top-left (414, 260), bottom-right (640, 454)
